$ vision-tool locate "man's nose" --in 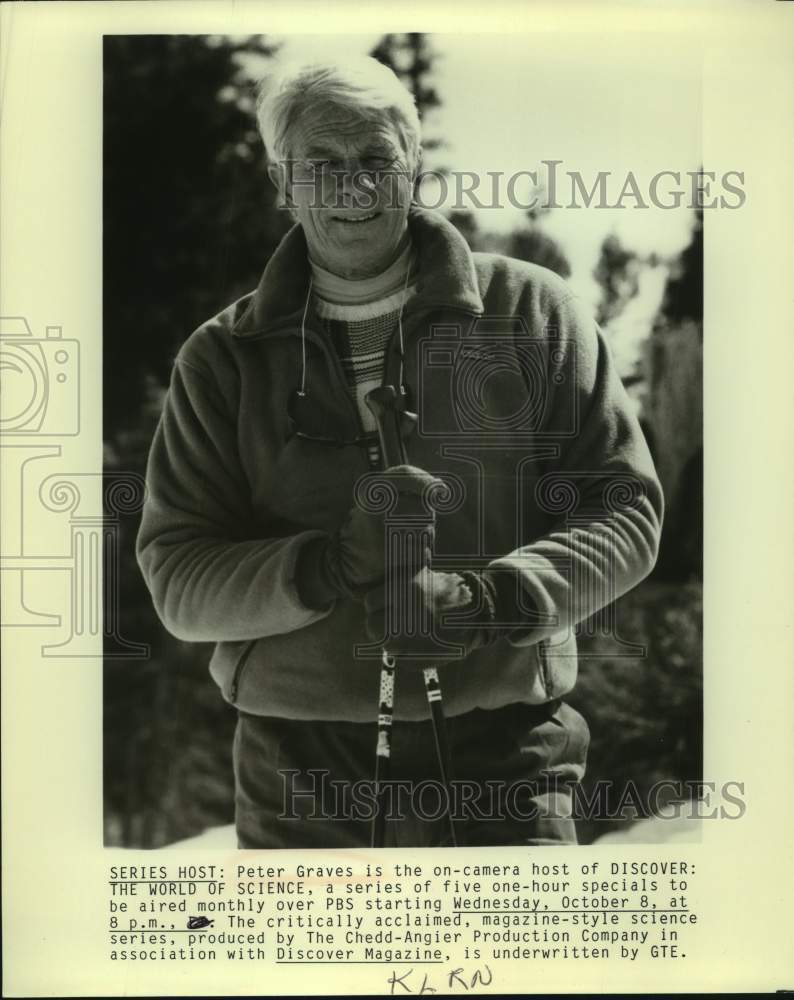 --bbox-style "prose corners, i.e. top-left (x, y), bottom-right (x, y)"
top-left (333, 159), bottom-right (378, 185)
top-left (333, 161), bottom-right (377, 205)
